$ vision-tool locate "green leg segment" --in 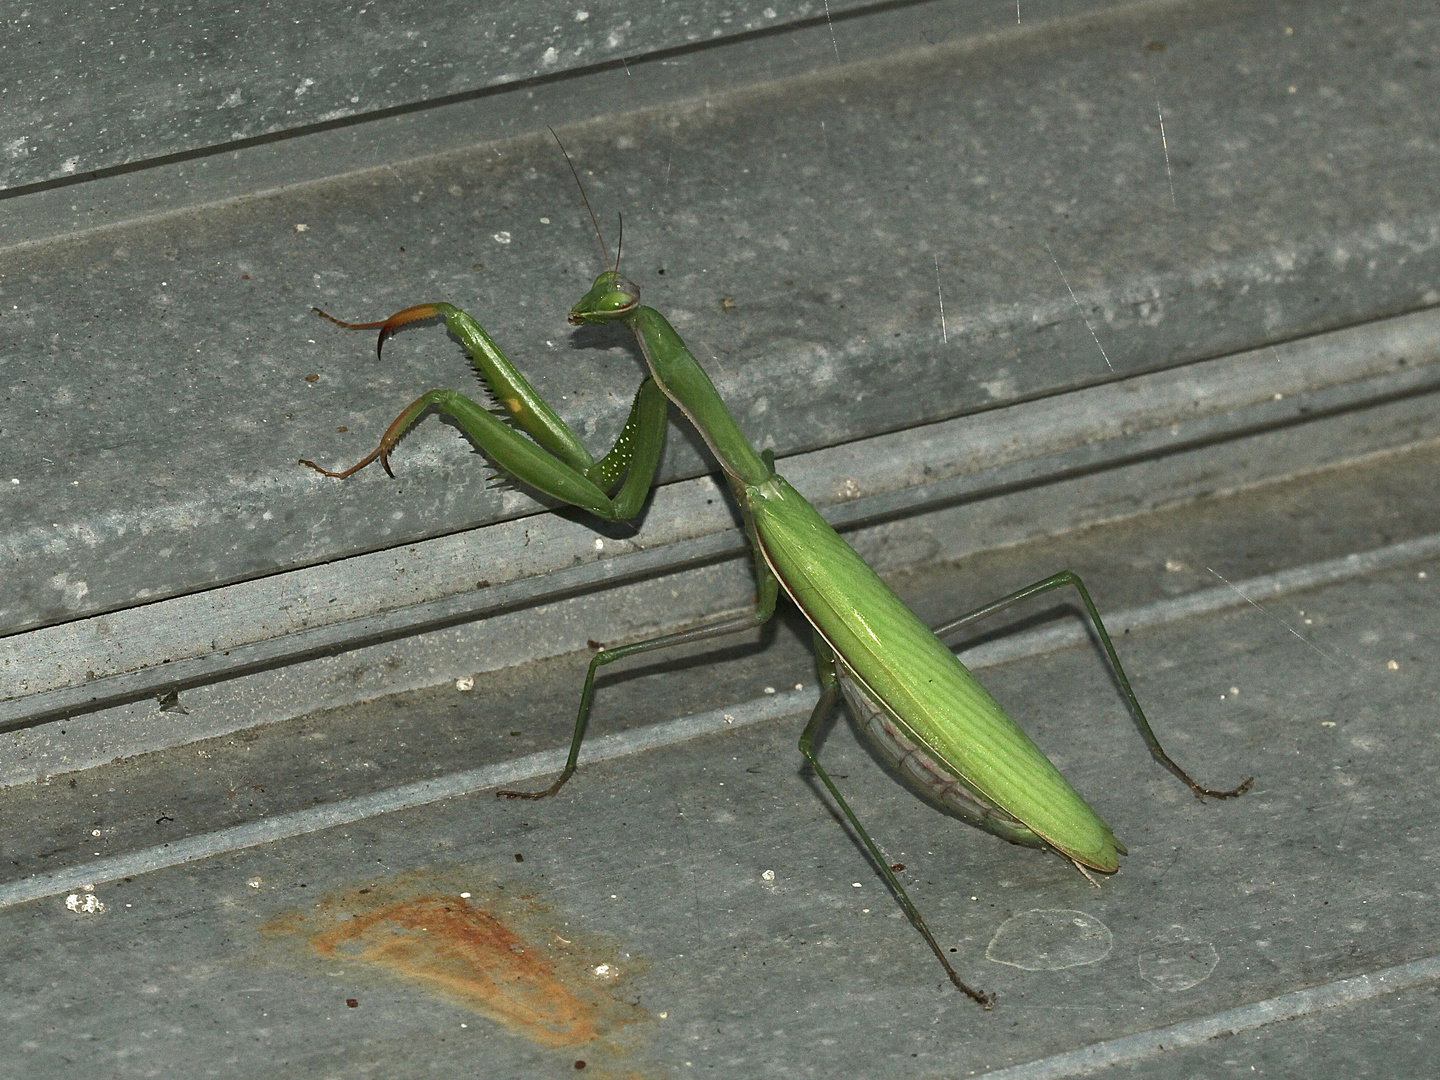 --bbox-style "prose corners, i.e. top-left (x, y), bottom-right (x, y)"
top-left (499, 549), bottom-right (783, 800)
top-left (931, 570), bottom-right (1253, 801)
top-left (801, 645), bottom-right (994, 1007)
top-left (302, 304), bottom-right (670, 522)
